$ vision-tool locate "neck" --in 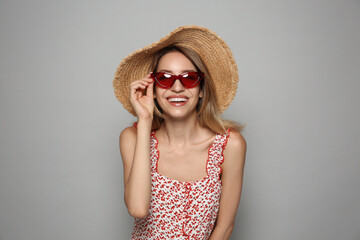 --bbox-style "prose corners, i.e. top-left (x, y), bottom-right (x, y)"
top-left (159, 113), bottom-right (201, 147)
